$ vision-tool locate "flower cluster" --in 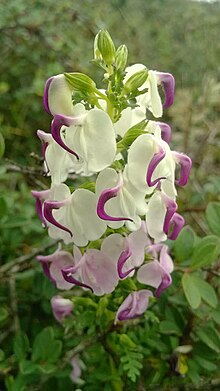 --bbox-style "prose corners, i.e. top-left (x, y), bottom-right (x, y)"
top-left (32, 31), bottom-right (191, 324)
